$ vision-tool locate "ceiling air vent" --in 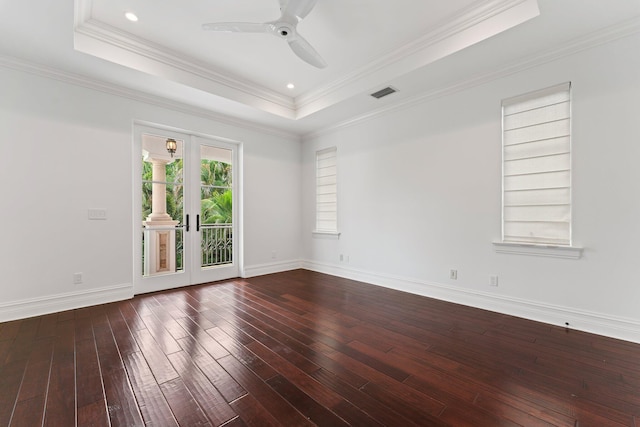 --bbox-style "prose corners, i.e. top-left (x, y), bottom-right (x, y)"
top-left (370, 86), bottom-right (397, 99)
